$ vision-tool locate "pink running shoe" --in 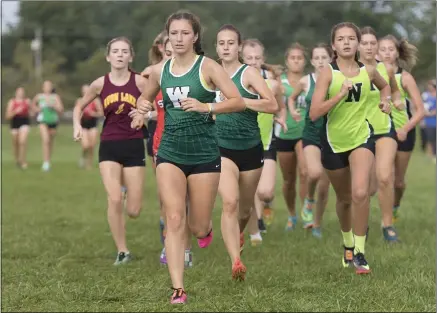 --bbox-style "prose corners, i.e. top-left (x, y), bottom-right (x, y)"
top-left (170, 288), bottom-right (187, 304)
top-left (197, 230), bottom-right (213, 248)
